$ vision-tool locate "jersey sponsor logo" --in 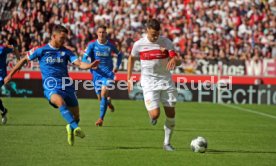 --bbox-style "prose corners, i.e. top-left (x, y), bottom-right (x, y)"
top-left (96, 51), bottom-right (109, 57)
top-left (46, 57), bottom-right (64, 63)
top-left (139, 49), bottom-right (168, 60)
